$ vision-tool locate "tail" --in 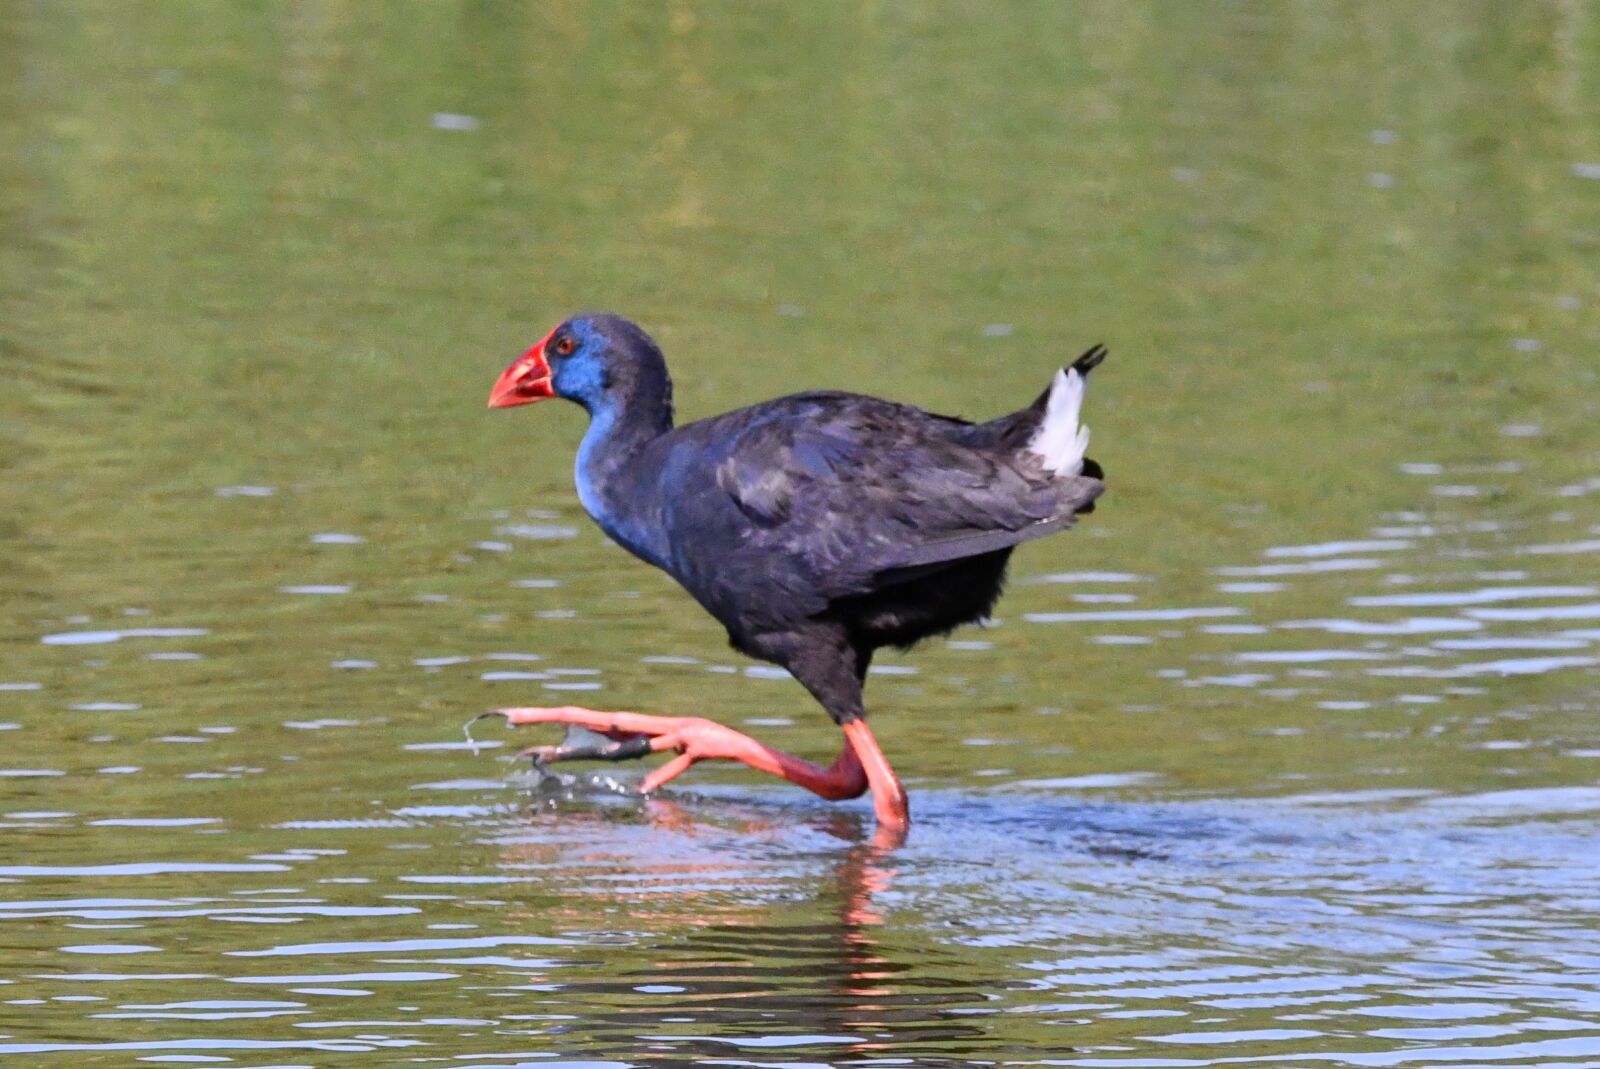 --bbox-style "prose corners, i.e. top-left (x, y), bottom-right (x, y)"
top-left (1071, 343), bottom-right (1107, 376)
top-left (1028, 344), bottom-right (1104, 476)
